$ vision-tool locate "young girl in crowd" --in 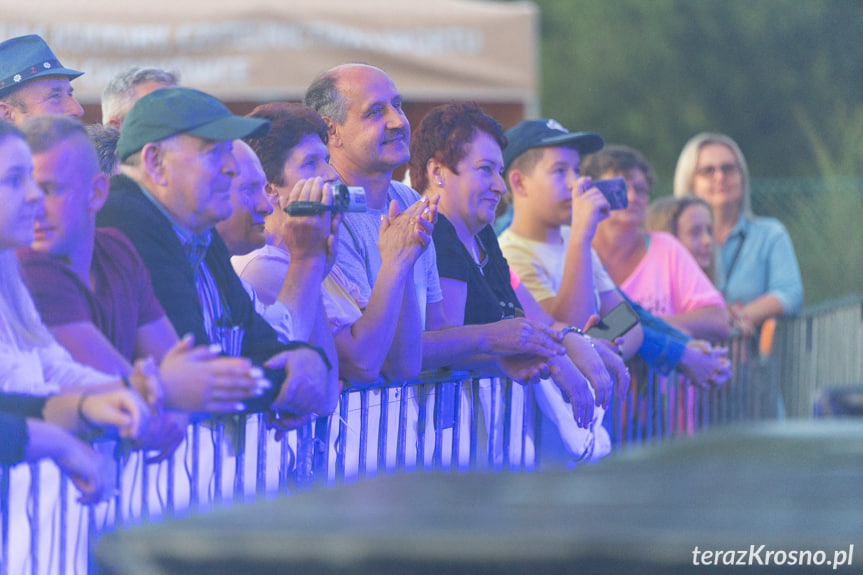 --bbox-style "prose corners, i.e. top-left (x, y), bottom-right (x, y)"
top-left (645, 195), bottom-right (717, 282)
